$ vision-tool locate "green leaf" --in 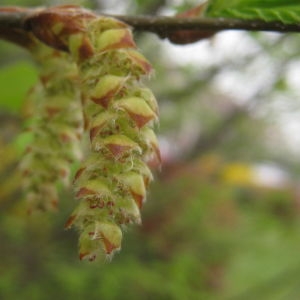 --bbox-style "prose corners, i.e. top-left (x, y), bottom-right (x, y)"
top-left (205, 0), bottom-right (300, 24)
top-left (0, 61), bottom-right (37, 112)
